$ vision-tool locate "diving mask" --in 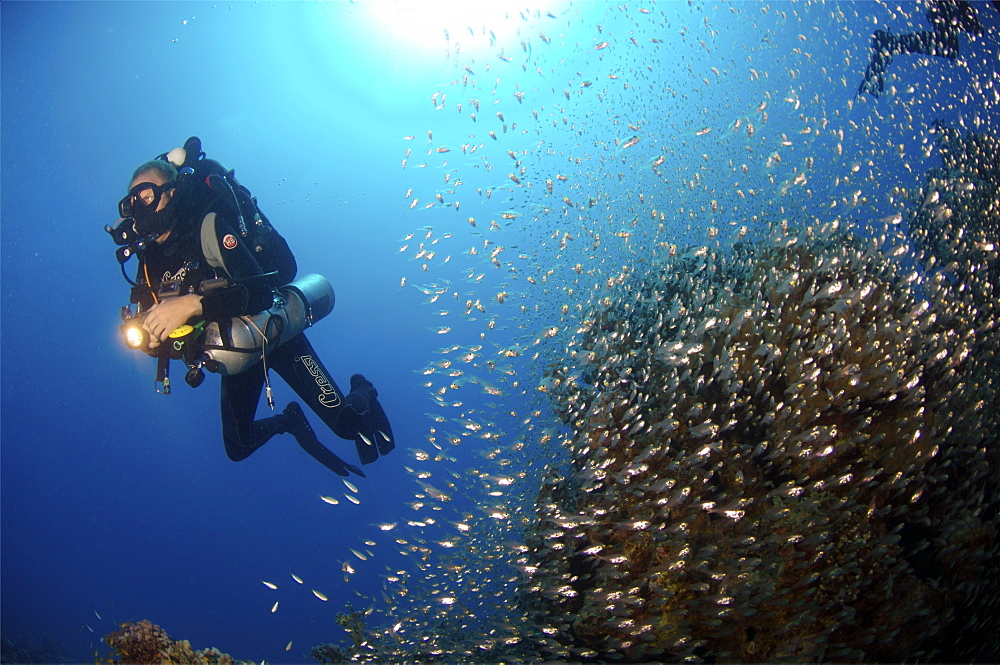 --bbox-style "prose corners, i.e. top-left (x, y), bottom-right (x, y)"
top-left (119, 180), bottom-right (176, 220)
